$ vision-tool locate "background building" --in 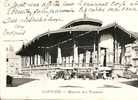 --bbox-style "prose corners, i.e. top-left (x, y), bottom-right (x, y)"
top-left (6, 45), bottom-right (22, 76)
